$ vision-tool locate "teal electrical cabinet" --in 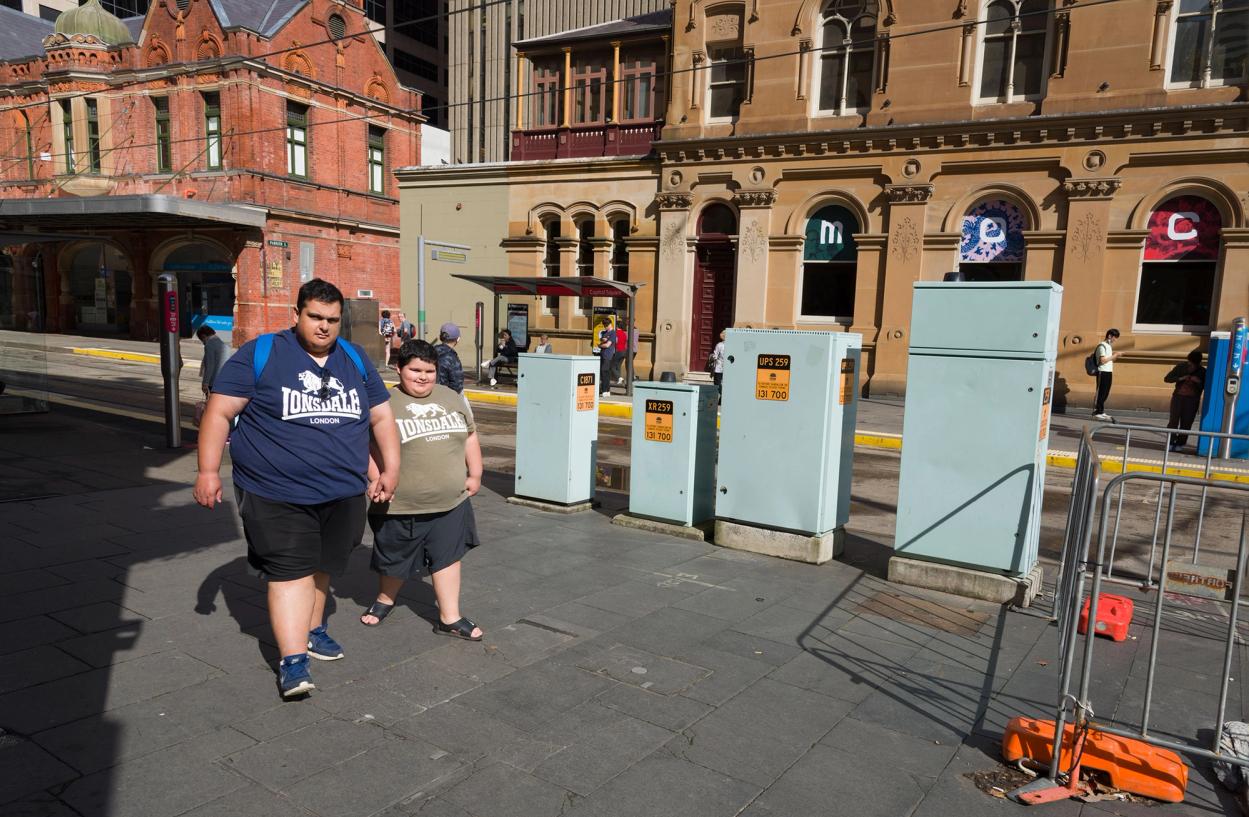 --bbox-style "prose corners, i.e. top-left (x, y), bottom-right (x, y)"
top-left (716, 329), bottom-right (862, 535)
top-left (628, 382), bottom-right (719, 526)
top-left (514, 354), bottom-right (599, 506)
top-left (893, 281), bottom-right (1062, 575)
